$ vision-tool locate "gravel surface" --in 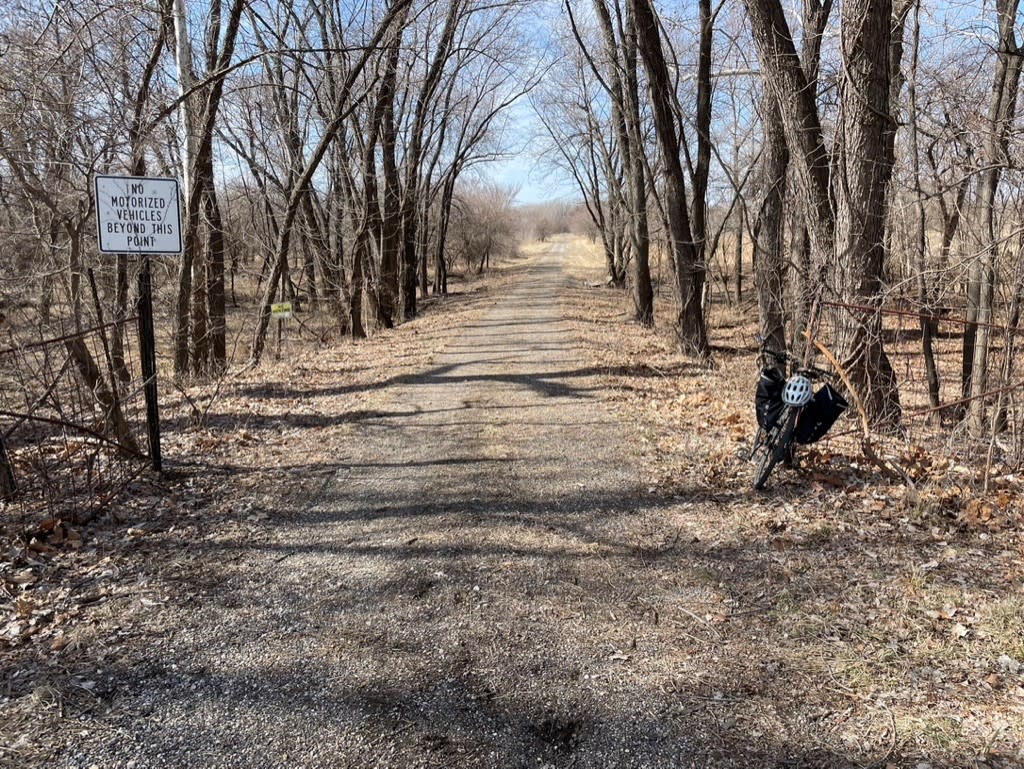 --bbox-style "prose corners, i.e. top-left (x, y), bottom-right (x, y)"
top-left (48, 243), bottom-right (701, 768)
top-left (21, 242), bottom-right (942, 768)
